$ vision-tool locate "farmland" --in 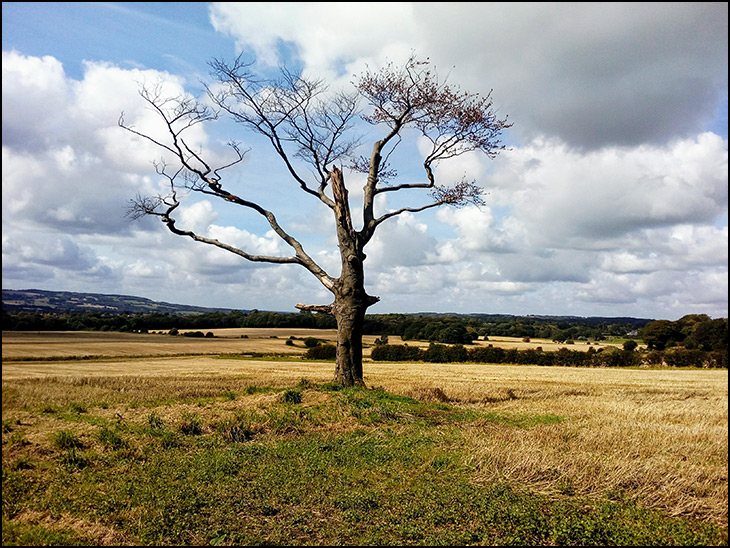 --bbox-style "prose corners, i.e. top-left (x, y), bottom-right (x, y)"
top-left (2, 330), bottom-right (727, 545)
top-left (0, 328), bottom-right (626, 363)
